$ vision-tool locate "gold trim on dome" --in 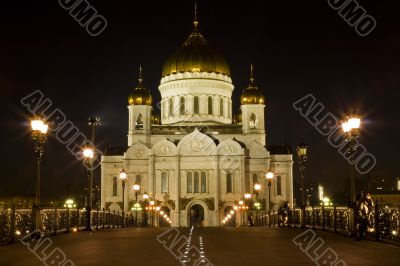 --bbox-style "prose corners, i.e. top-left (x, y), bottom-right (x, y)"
top-left (161, 2), bottom-right (230, 78)
top-left (240, 64), bottom-right (265, 105)
top-left (128, 65), bottom-right (153, 106)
